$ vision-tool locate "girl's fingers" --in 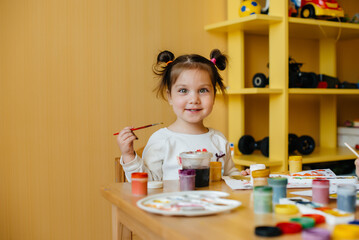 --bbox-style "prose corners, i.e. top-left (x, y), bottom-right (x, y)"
top-left (118, 132), bottom-right (137, 144)
top-left (117, 132), bottom-right (137, 151)
top-left (118, 127), bottom-right (133, 137)
top-left (240, 169), bottom-right (250, 176)
top-left (118, 128), bottom-right (136, 139)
